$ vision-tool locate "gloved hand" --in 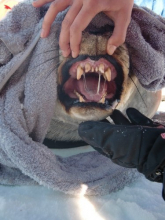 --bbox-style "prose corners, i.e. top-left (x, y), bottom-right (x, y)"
top-left (78, 108), bottom-right (165, 184)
